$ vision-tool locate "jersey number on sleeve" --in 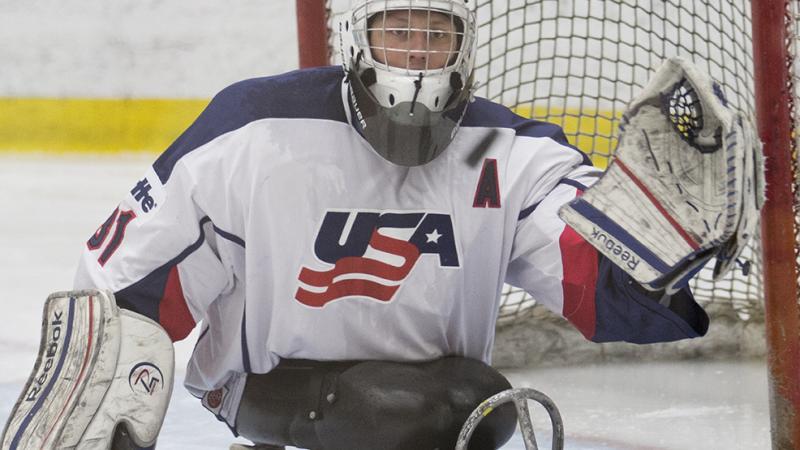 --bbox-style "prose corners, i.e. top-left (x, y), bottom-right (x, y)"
top-left (87, 207), bottom-right (137, 266)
